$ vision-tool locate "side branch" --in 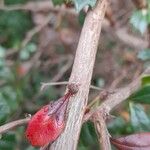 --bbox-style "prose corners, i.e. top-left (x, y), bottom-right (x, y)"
top-left (93, 112), bottom-right (111, 150)
top-left (84, 67), bottom-right (150, 122)
top-left (0, 118), bottom-right (31, 134)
